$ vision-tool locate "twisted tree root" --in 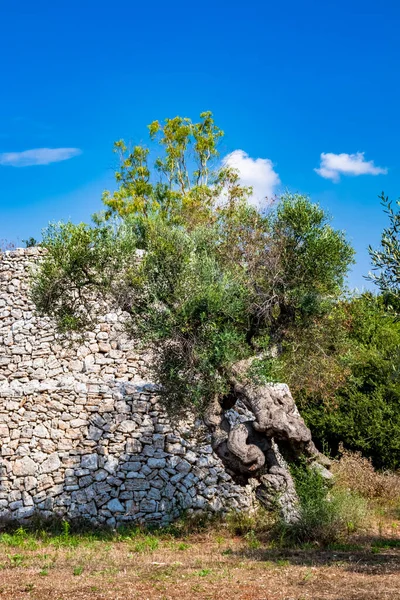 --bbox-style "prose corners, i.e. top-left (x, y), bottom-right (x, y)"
top-left (203, 364), bottom-right (331, 523)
